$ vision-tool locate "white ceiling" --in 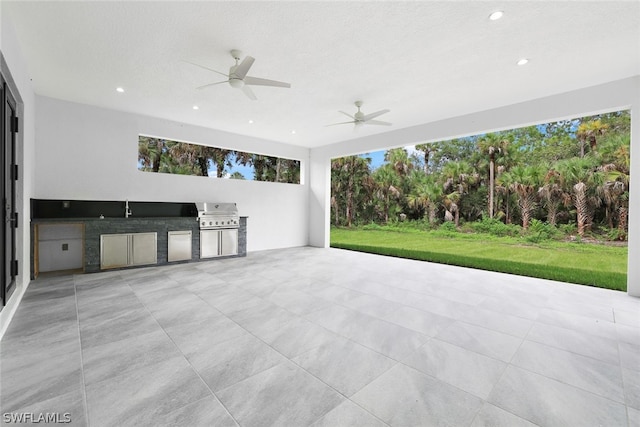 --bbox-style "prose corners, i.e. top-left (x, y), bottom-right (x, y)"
top-left (4, 1), bottom-right (640, 148)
